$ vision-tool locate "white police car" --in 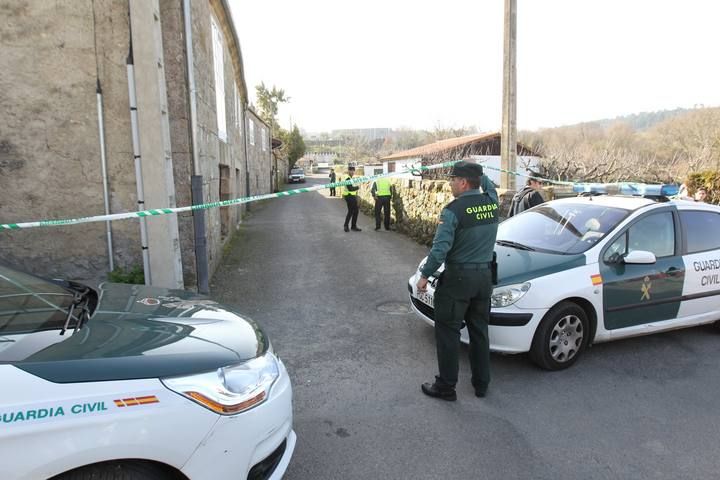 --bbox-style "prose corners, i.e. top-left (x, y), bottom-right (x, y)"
top-left (409, 184), bottom-right (720, 370)
top-left (0, 265), bottom-right (295, 479)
